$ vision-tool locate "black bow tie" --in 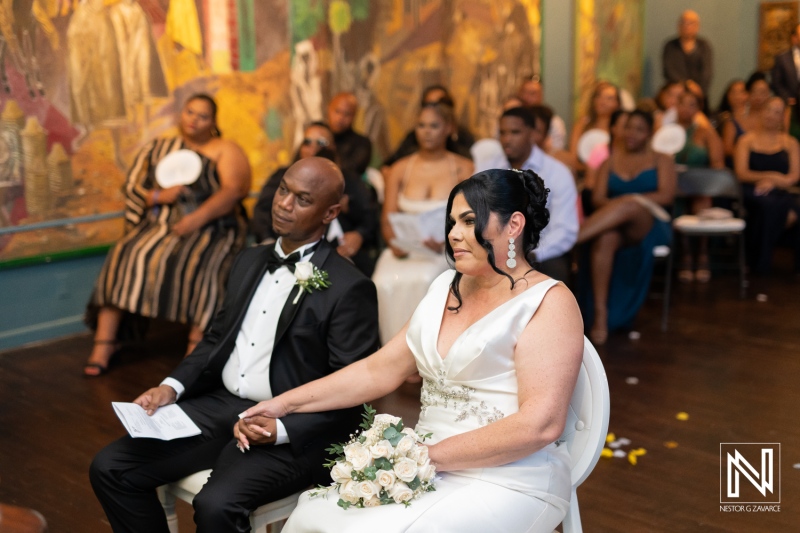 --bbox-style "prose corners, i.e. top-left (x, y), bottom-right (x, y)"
top-left (266, 249), bottom-right (302, 274)
top-left (266, 242), bottom-right (320, 274)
